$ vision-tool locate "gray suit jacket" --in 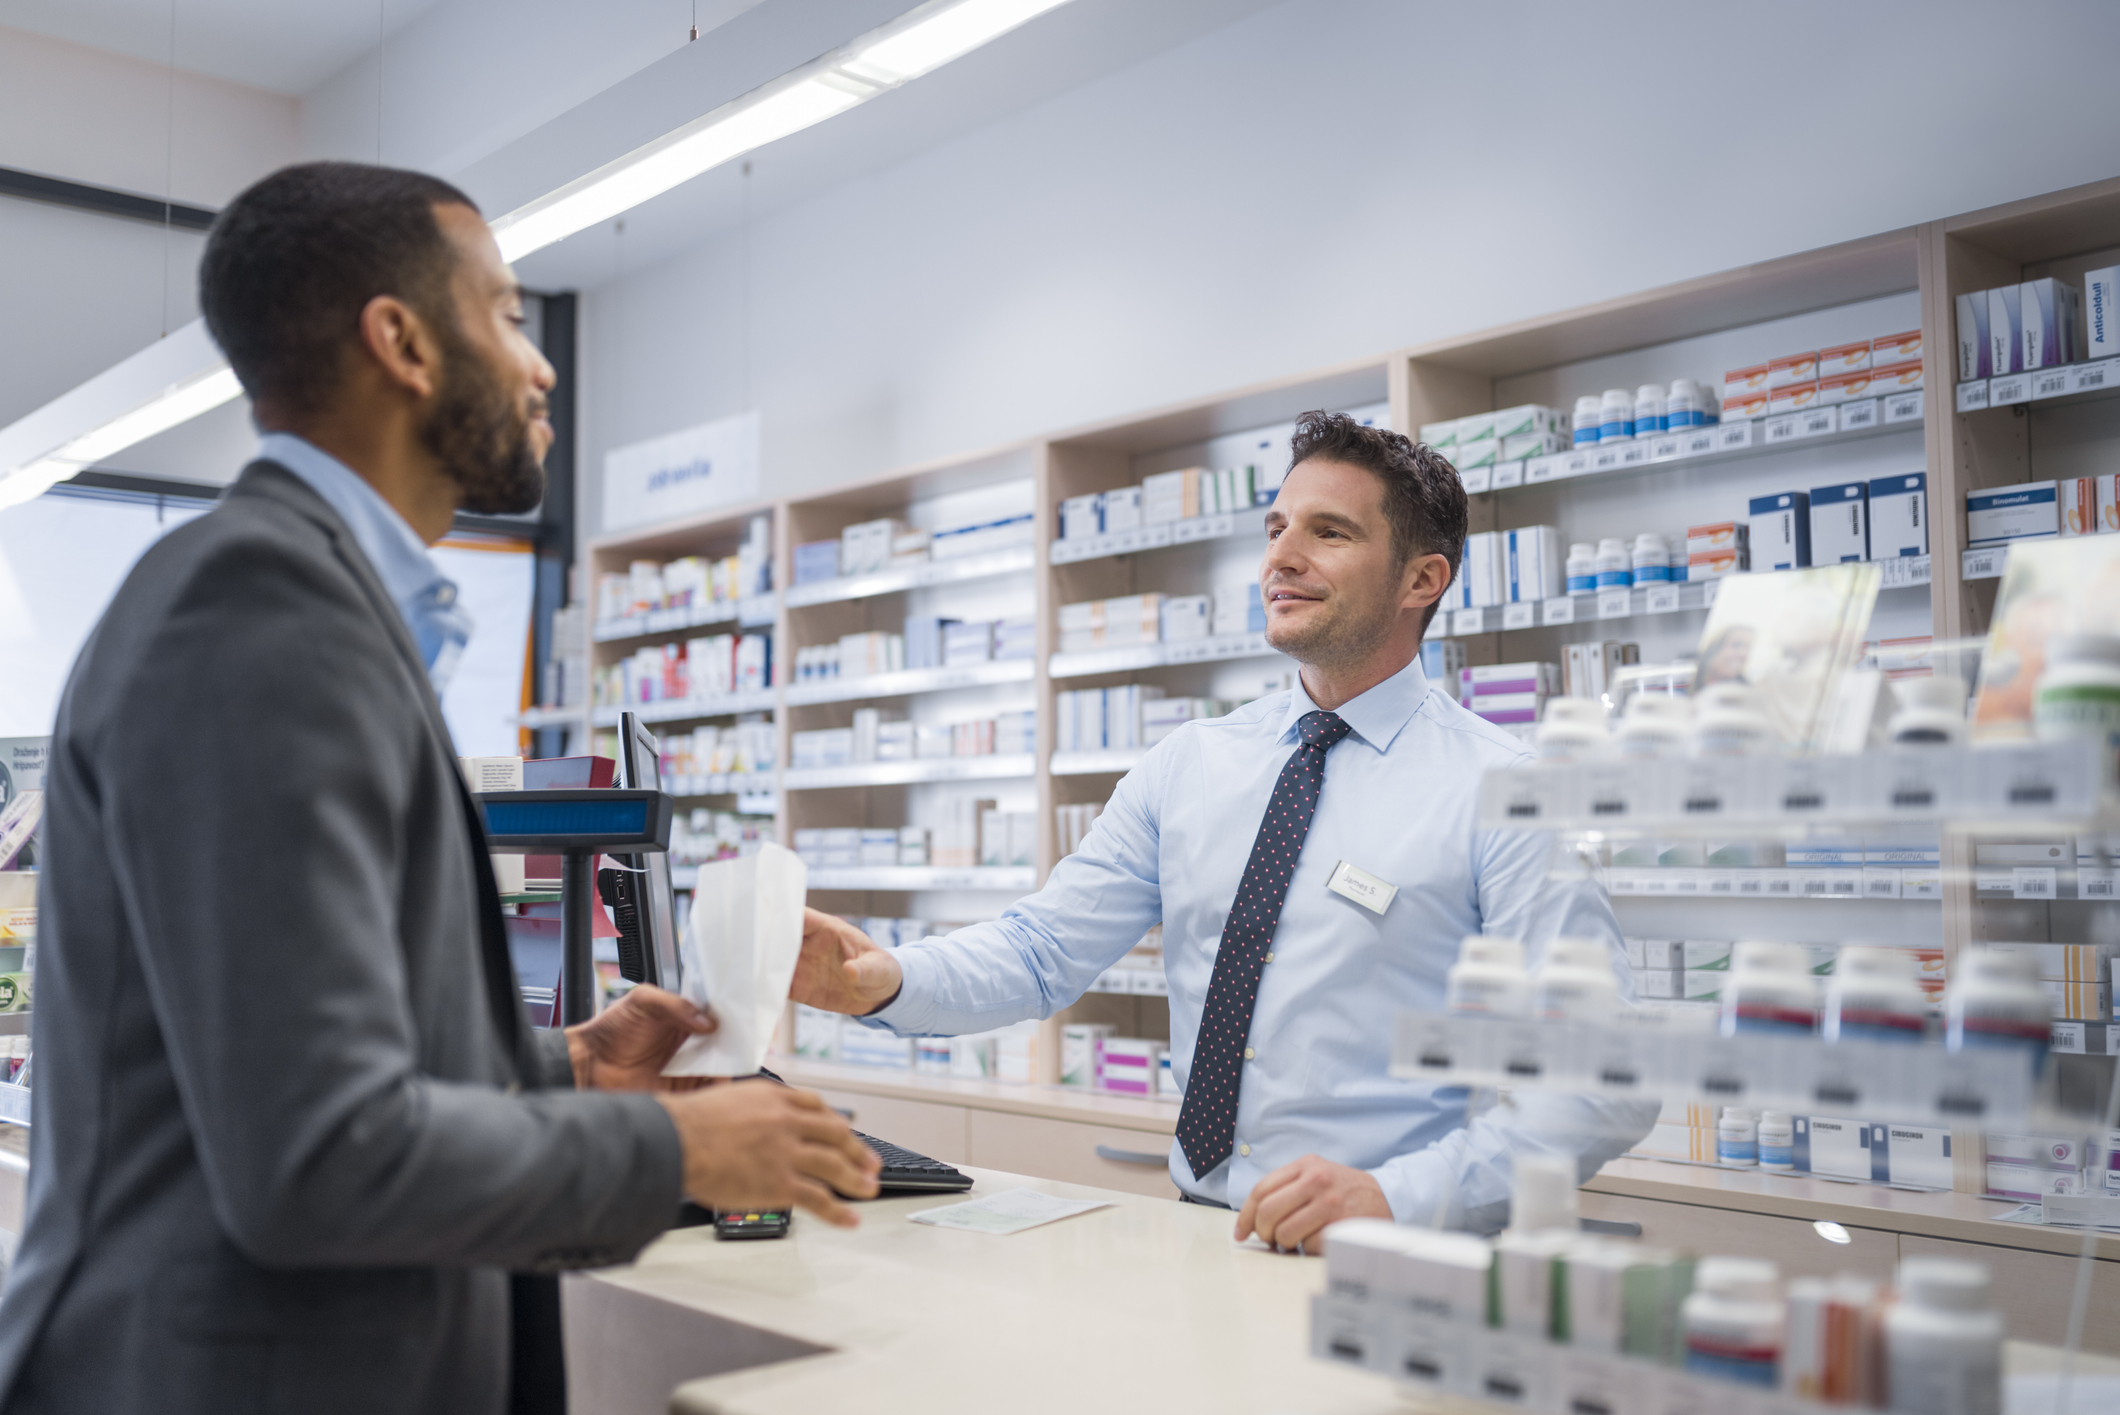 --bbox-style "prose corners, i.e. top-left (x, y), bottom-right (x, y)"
top-left (0, 462), bottom-right (684, 1414)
